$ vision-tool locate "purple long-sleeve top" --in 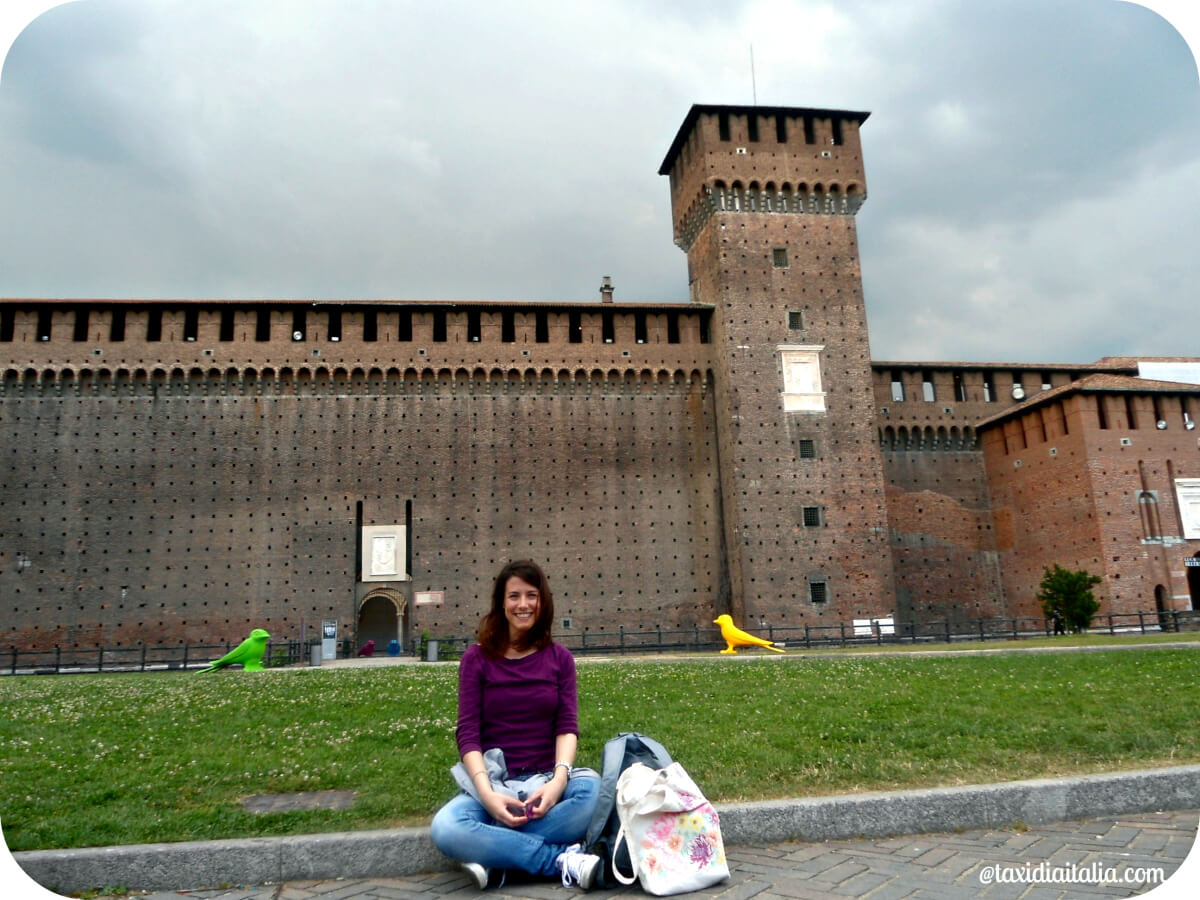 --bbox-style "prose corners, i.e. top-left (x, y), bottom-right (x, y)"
top-left (455, 641), bottom-right (579, 774)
